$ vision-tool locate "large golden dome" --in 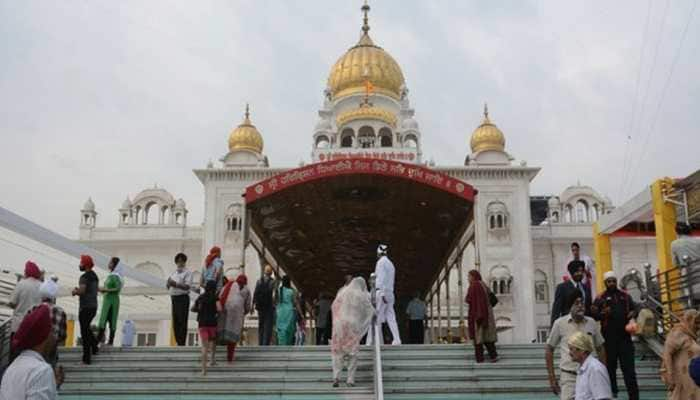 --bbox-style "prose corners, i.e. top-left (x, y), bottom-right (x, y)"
top-left (327, 3), bottom-right (405, 100)
top-left (470, 104), bottom-right (506, 153)
top-left (228, 104), bottom-right (264, 154)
